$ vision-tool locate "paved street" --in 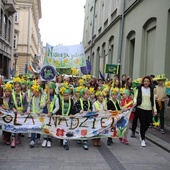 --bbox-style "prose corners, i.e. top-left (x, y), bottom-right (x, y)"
top-left (0, 128), bottom-right (170, 170)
